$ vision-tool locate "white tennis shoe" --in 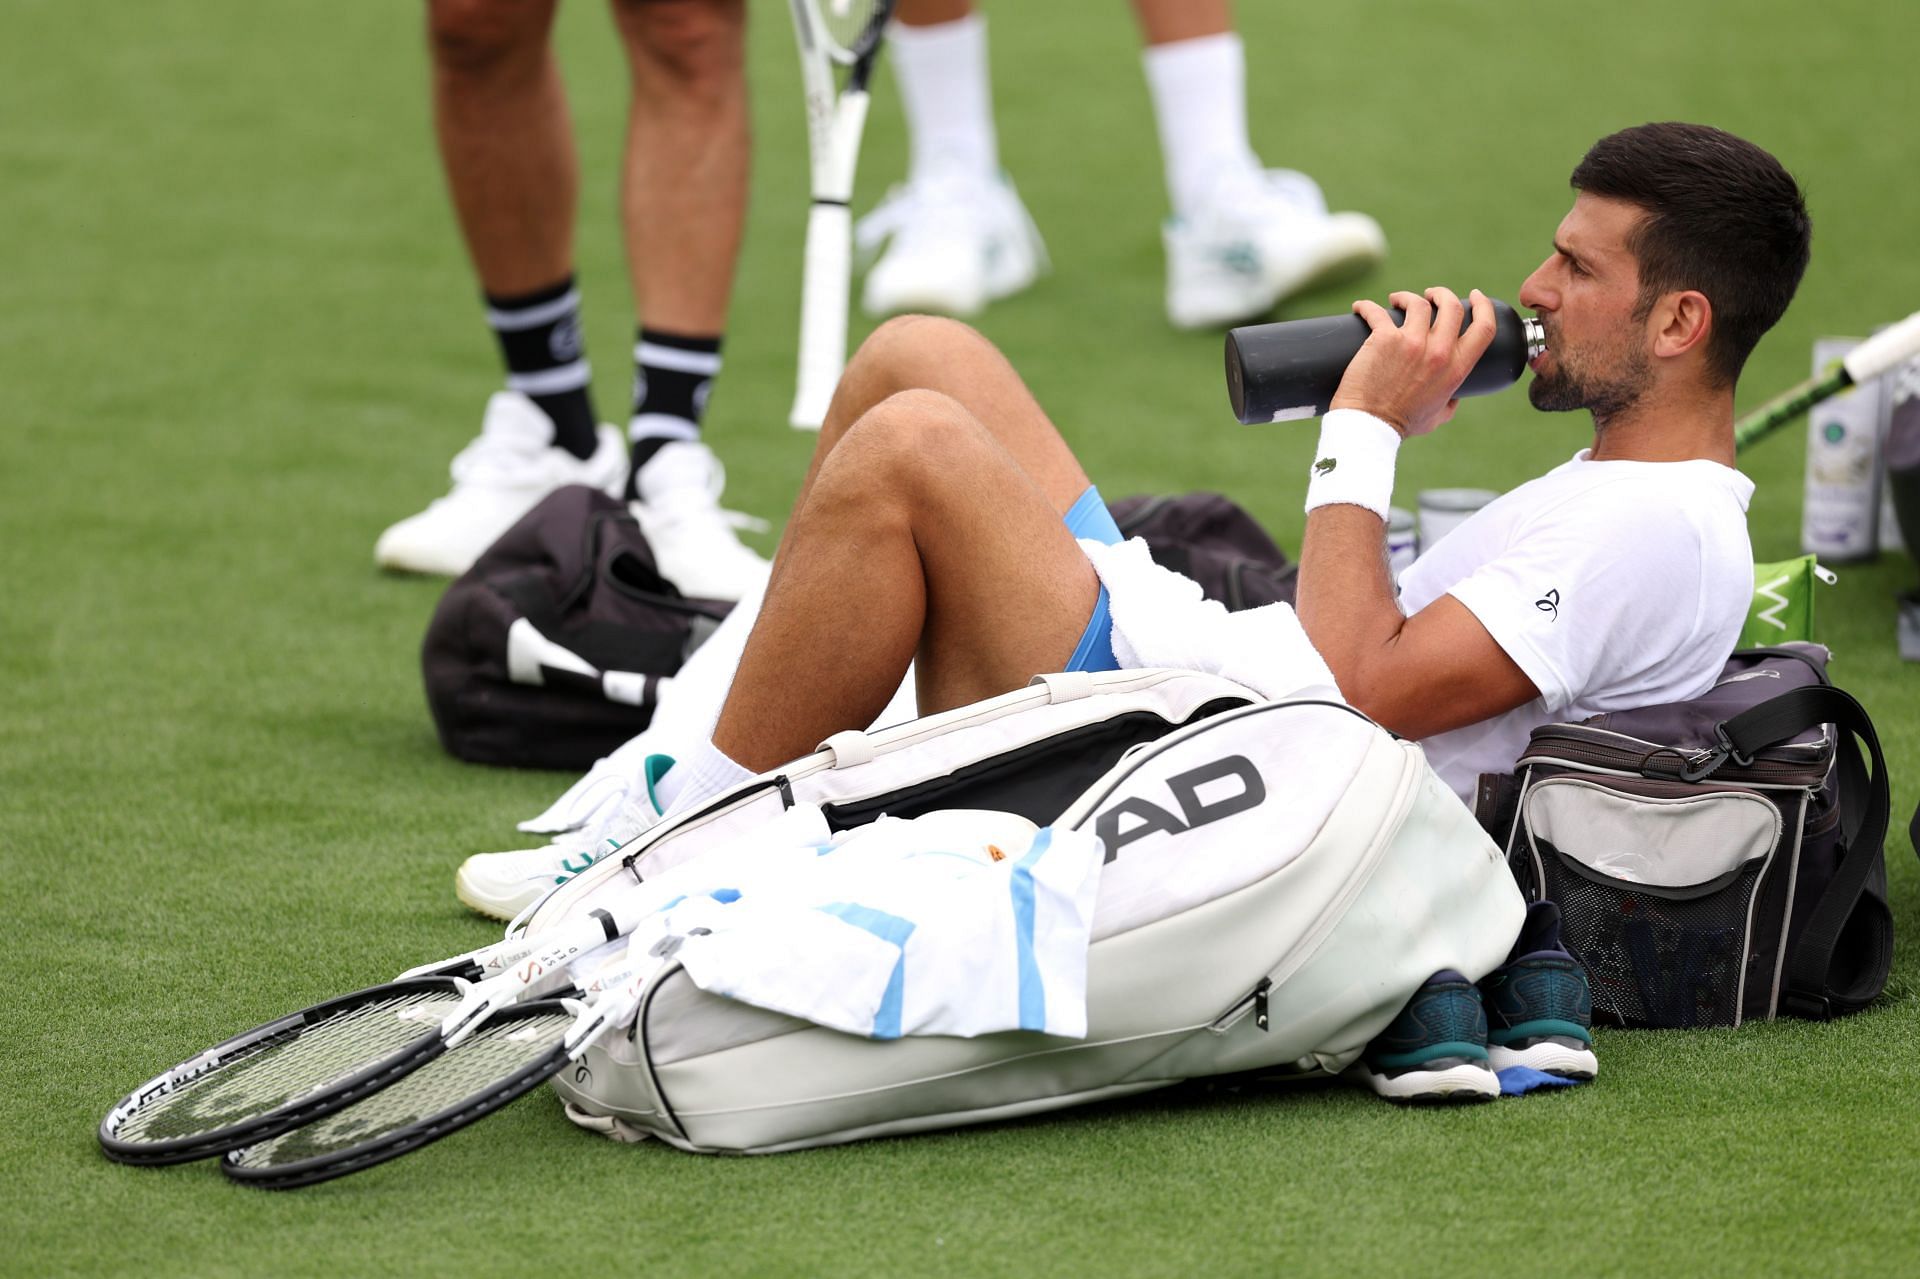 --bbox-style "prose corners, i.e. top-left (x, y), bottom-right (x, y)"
top-left (376, 392), bottom-right (626, 577)
top-left (857, 172), bottom-right (1048, 318)
top-left (630, 441), bottom-right (770, 604)
top-left (1163, 169), bottom-right (1387, 330)
top-left (455, 755), bottom-right (675, 921)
